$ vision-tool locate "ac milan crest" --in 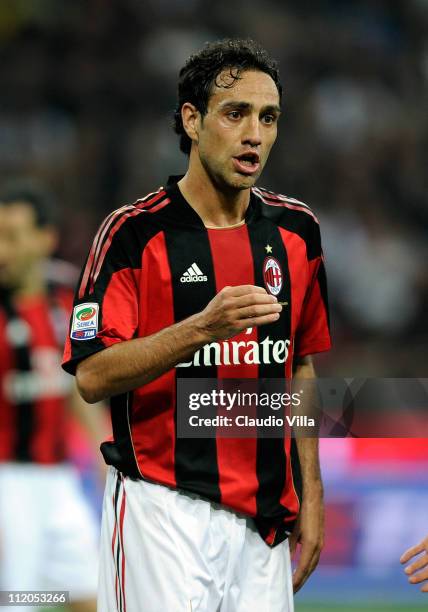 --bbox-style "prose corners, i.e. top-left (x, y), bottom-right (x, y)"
top-left (263, 257), bottom-right (283, 296)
